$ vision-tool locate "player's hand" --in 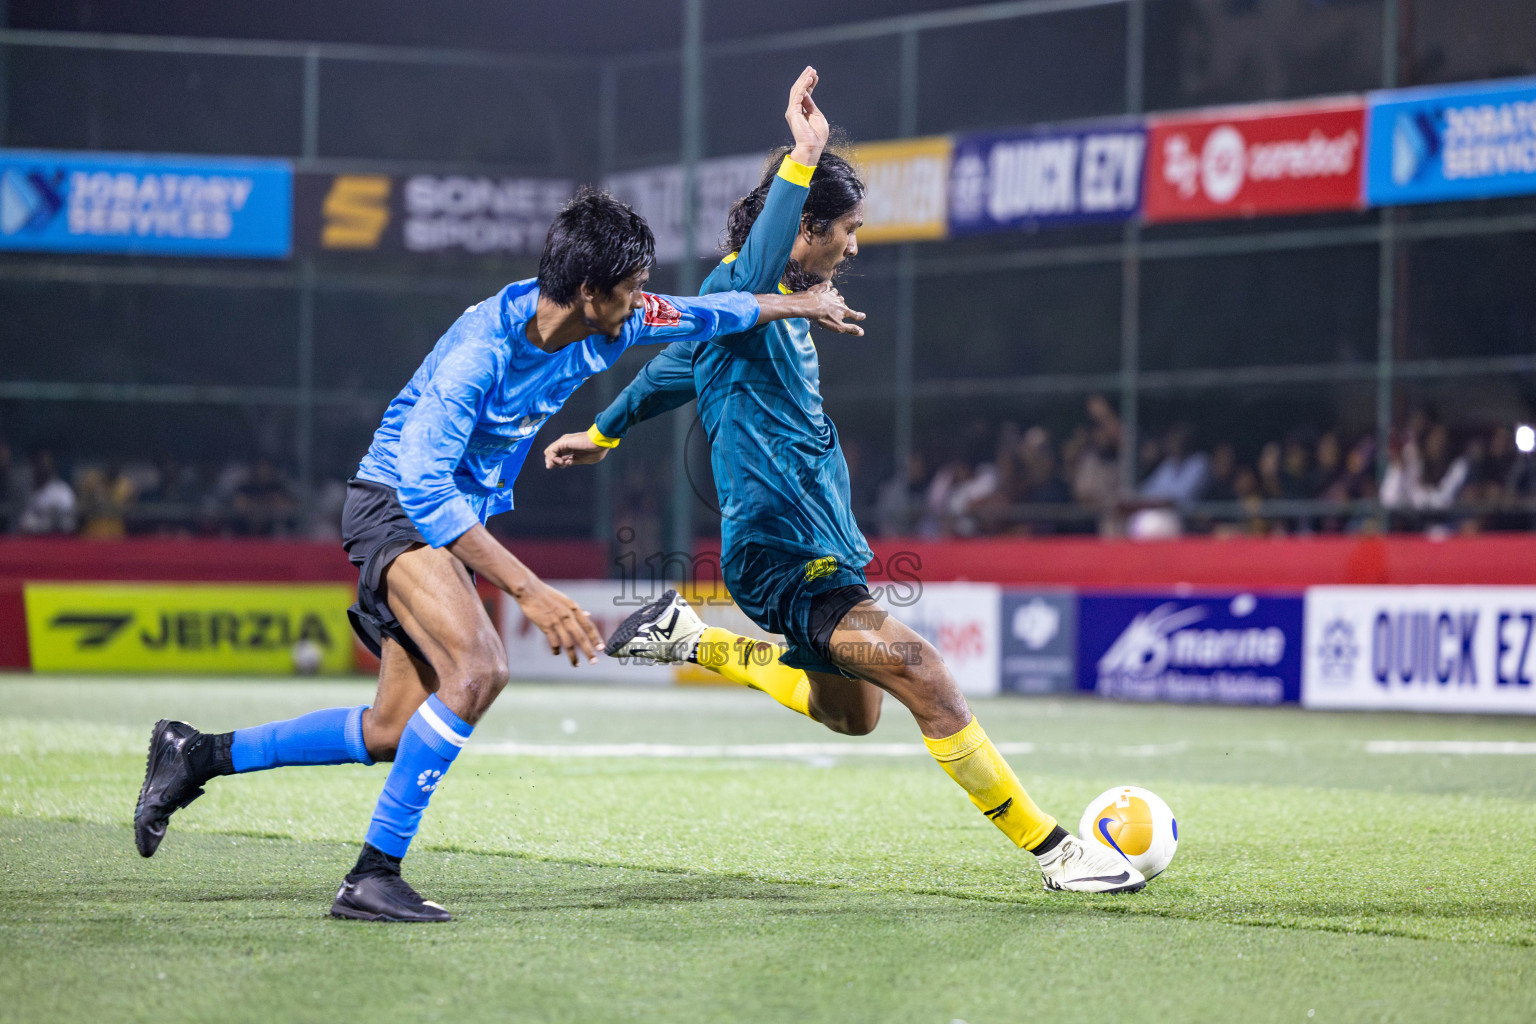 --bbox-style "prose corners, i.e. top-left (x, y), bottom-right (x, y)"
top-left (516, 579), bottom-right (602, 666)
top-left (801, 282), bottom-right (865, 336)
top-left (786, 65), bottom-right (828, 167)
top-left (544, 431), bottom-right (609, 469)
